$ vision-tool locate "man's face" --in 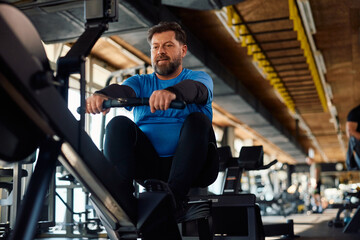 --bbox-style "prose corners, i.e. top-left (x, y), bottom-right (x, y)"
top-left (150, 31), bottom-right (187, 76)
